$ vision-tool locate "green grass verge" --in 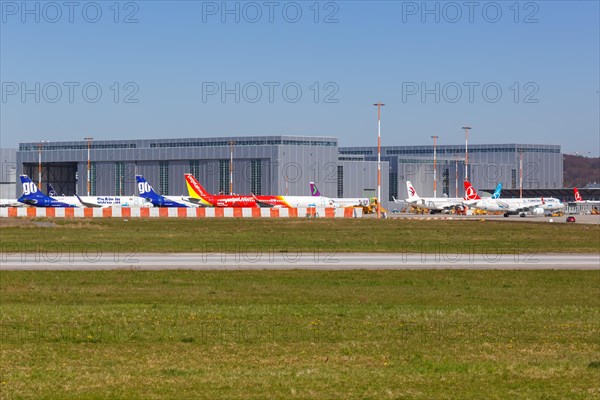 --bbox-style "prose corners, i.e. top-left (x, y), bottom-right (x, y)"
top-left (1, 270), bottom-right (599, 399)
top-left (1, 218), bottom-right (599, 253)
